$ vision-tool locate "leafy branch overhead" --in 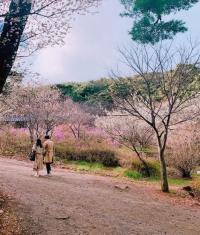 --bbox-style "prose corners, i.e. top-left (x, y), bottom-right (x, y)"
top-left (120, 0), bottom-right (199, 44)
